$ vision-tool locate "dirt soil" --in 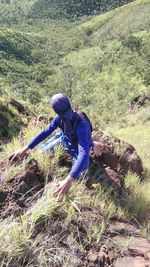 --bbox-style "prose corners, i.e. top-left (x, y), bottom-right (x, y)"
top-left (0, 159), bottom-right (44, 219)
top-left (0, 133), bottom-right (149, 266)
